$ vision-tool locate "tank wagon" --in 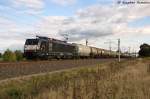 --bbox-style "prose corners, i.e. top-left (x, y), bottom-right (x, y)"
top-left (73, 44), bottom-right (91, 58)
top-left (90, 47), bottom-right (98, 58)
top-left (24, 36), bottom-right (130, 59)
